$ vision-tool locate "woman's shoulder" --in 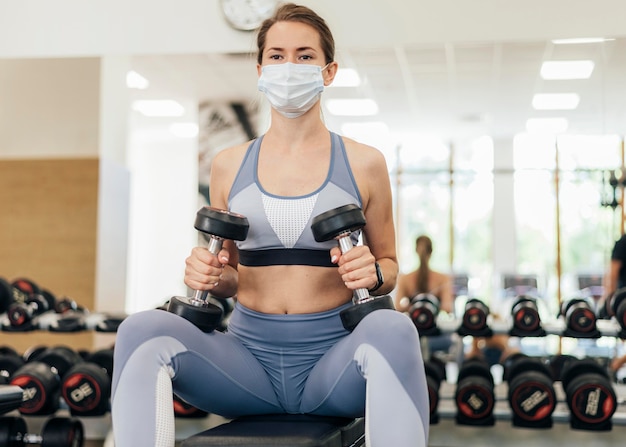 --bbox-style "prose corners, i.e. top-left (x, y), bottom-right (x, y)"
top-left (213, 140), bottom-right (254, 172)
top-left (340, 135), bottom-right (388, 181)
